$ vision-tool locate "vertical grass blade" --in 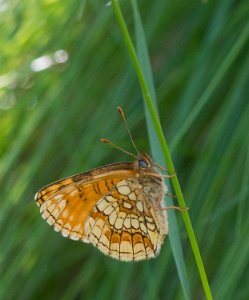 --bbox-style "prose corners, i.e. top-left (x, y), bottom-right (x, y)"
top-left (131, 1), bottom-right (191, 299)
top-left (111, 1), bottom-right (213, 299)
